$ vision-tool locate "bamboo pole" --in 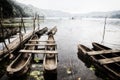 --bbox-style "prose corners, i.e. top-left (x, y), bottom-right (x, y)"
top-left (37, 15), bottom-right (40, 29)
top-left (33, 15), bottom-right (36, 34)
top-left (101, 17), bottom-right (107, 44)
top-left (21, 15), bottom-right (26, 33)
